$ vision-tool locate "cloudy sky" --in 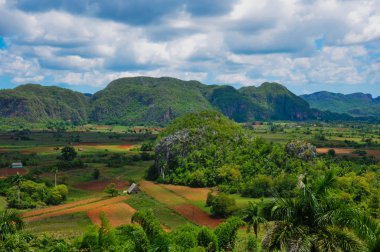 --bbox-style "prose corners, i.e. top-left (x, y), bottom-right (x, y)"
top-left (0, 0), bottom-right (379, 96)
